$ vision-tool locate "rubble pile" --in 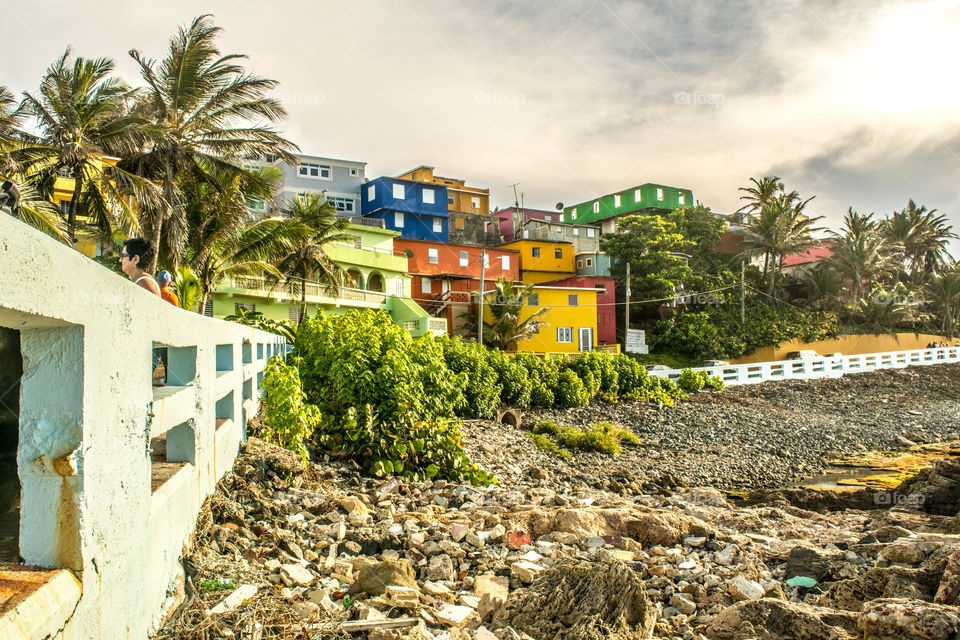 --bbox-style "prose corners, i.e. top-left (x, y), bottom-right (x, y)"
top-left (159, 435), bottom-right (960, 640)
